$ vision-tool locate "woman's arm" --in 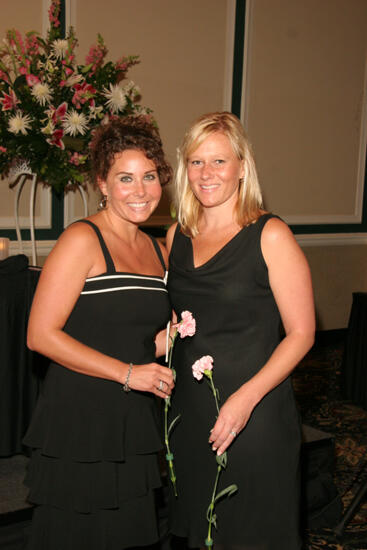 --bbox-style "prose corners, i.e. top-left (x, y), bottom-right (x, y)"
top-left (209, 218), bottom-right (315, 454)
top-left (27, 223), bottom-right (174, 397)
top-left (155, 312), bottom-right (178, 358)
top-left (154, 225), bottom-right (178, 357)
